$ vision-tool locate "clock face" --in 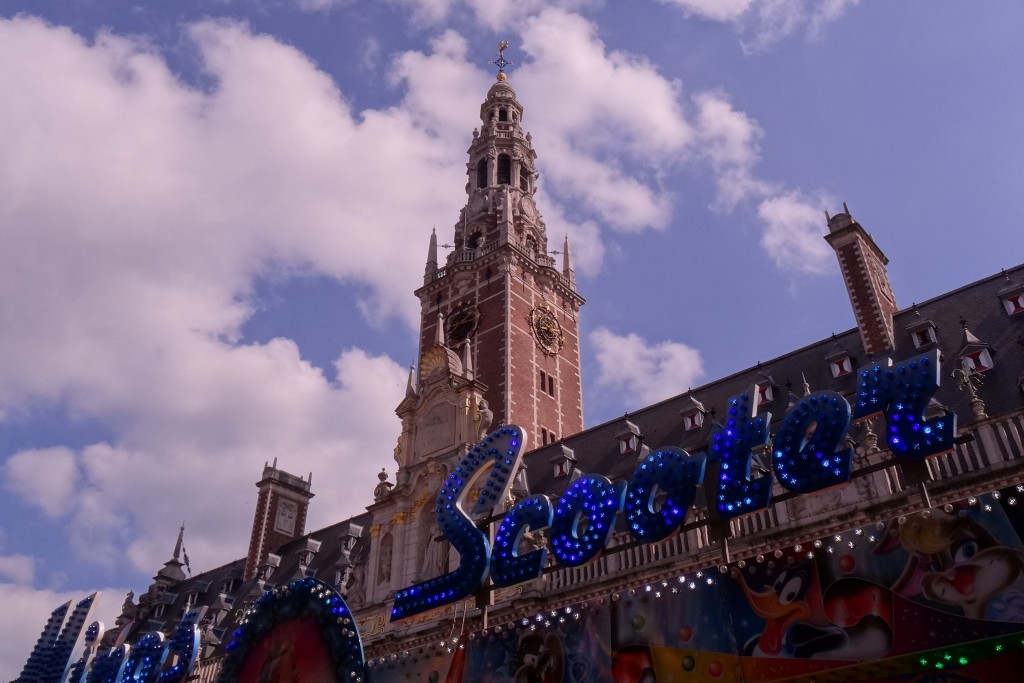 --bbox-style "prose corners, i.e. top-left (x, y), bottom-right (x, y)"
top-left (529, 305), bottom-right (564, 356)
top-left (446, 304), bottom-right (479, 344)
top-left (520, 194), bottom-right (537, 219)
